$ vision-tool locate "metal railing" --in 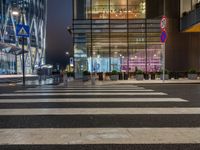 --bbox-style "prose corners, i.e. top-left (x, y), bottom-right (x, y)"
top-left (180, 7), bottom-right (200, 31)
